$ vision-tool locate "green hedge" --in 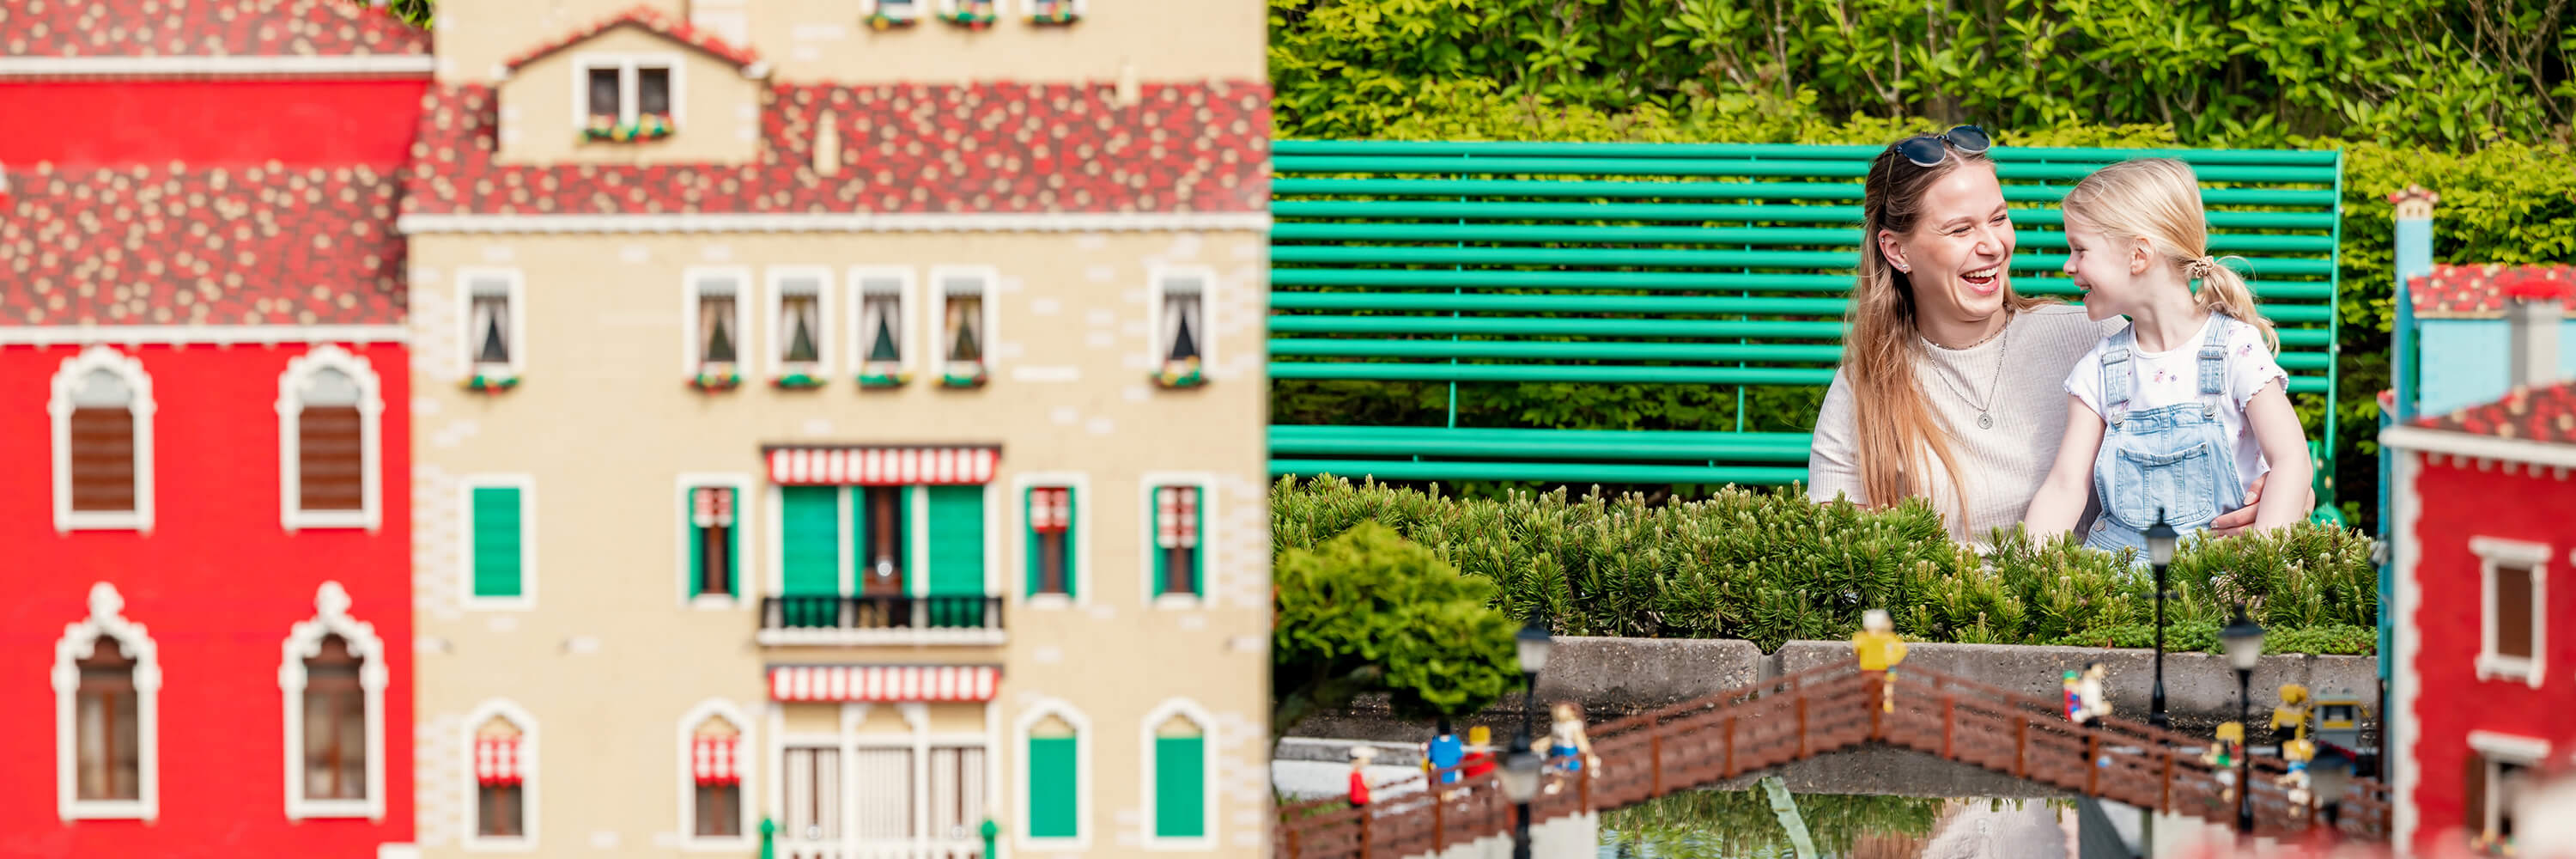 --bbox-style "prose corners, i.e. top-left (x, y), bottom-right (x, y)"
top-left (1272, 477), bottom-right (2381, 654)
top-left (1602, 788), bottom-right (1951, 857)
